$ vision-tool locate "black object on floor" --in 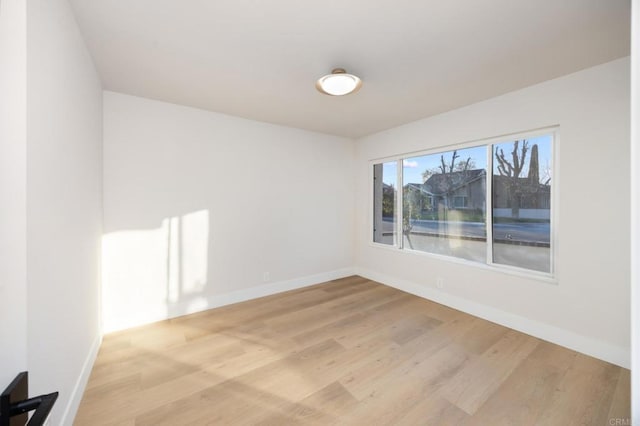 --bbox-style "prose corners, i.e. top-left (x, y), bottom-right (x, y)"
top-left (0, 372), bottom-right (58, 426)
